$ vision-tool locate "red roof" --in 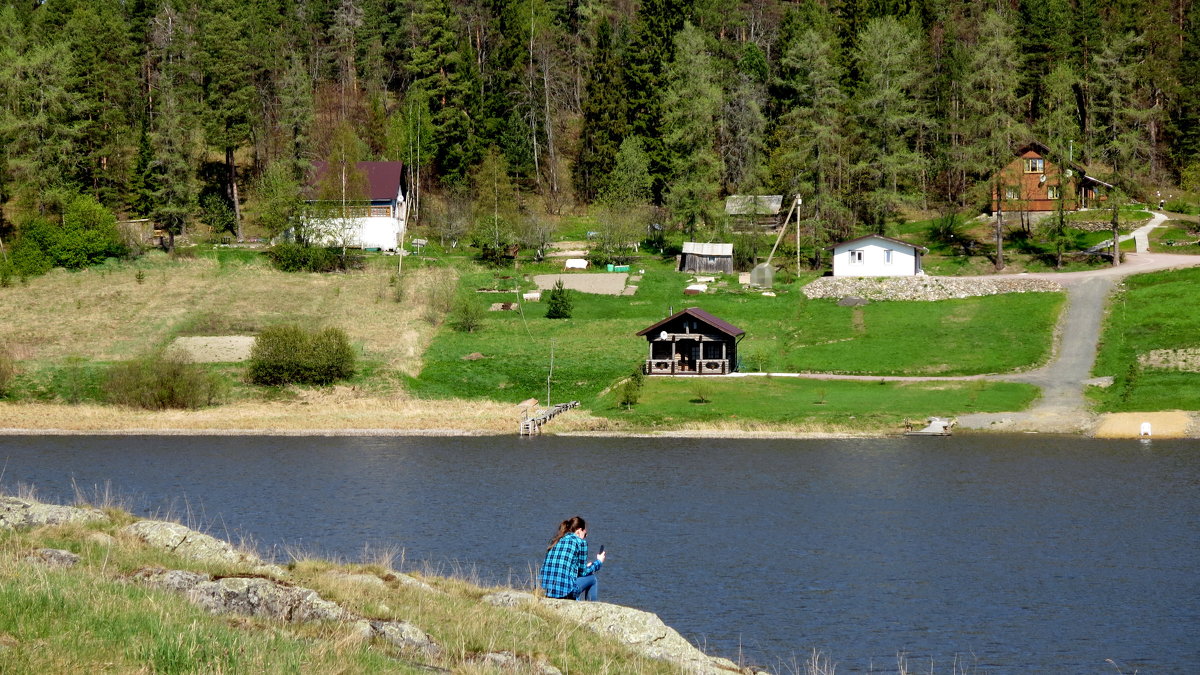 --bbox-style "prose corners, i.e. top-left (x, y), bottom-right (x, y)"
top-left (636, 307), bottom-right (745, 338)
top-left (308, 161), bottom-right (404, 201)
